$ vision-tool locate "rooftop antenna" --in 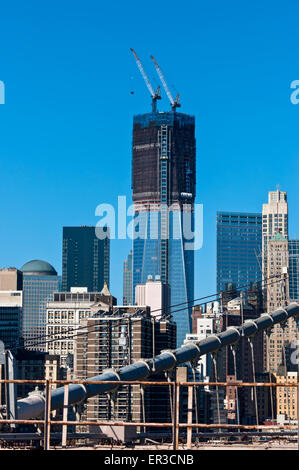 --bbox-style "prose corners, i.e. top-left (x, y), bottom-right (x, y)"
top-left (130, 48), bottom-right (161, 112)
top-left (150, 54), bottom-right (181, 111)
